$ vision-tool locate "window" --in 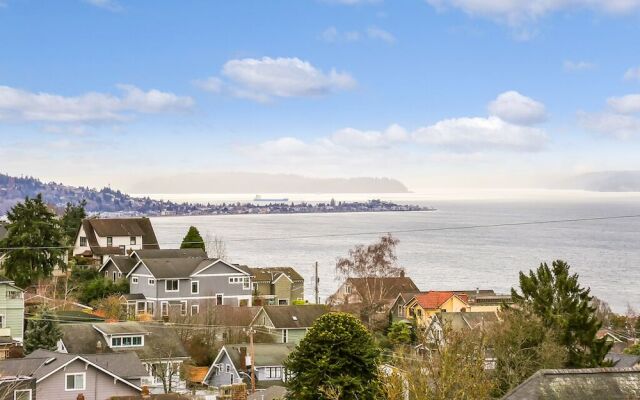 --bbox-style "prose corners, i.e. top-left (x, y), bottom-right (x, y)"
top-left (226, 364), bottom-right (230, 373)
top-left (0, 315), bottom-right (4, 328)
top-left (111, 335), bottom-right (144, 347)
top-left (79, 237), bottom-right (87, 247)
top-left (148, 278), bottom-right (155, 285)
top-left (13, 389), bottom-right (32, 400)
top-left (6, 291), bottom-right (22, 299)
top-left (147, 302), bottom-right (154, 316)
top-left (106, 237), bottom-right (113, 246)
top-left (130, 236), bottom-right (136, 245)
top-left (191, 281), bottom-right (199, 294)
top-left (65, 373), bottom-right (86, 391)
top-left (118, 272), bottom-right (122, 278)
top-left (243, 277), bottom-right (250, 289)
top-left (132, 277), bottom-right (139, 284)
top-left (112, 271), bottom-right (117, 282)
top-left (180, 301), bottom-right (187, 316)
top-left (165, 280), bottom-right (179, 292)
top-left (229, 277), bottom-right (241, 284)
top-left (216, 294), bottom-right (223, 305)
top-left (161, 302), bottom-right (169, 316)
top-left (345, 285), bottom-right (352, 294)
top-left (191, 304), bottom-right (199, 315)
top-left (266, 367), bottom-right (281, 379)
top-left (282, 329), bottom-right (288, 343)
